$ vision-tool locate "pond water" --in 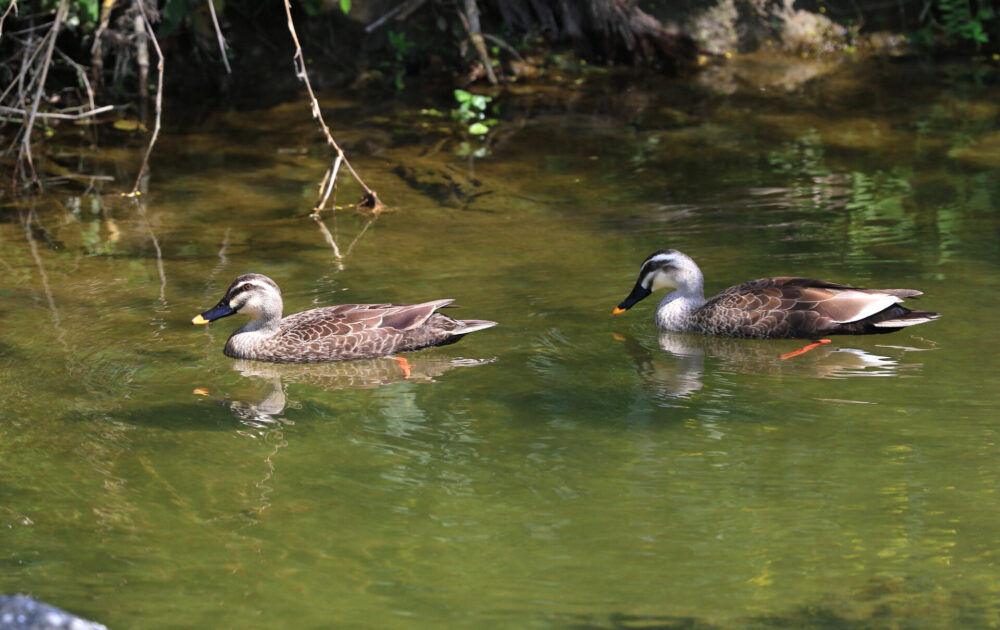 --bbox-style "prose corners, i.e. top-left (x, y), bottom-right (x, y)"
top-left (3, 55), bottom-right (1000, 628)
